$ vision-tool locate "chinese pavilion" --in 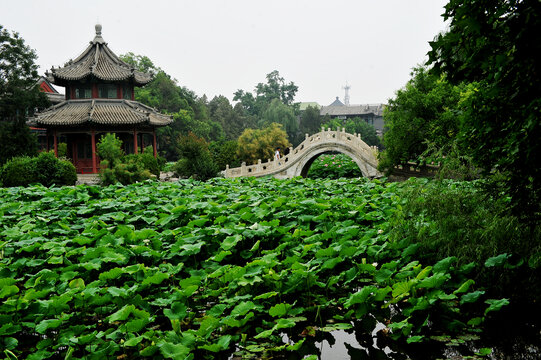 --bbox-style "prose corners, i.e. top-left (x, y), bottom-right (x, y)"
top-left (29, 24), bottom-right (172, 173)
